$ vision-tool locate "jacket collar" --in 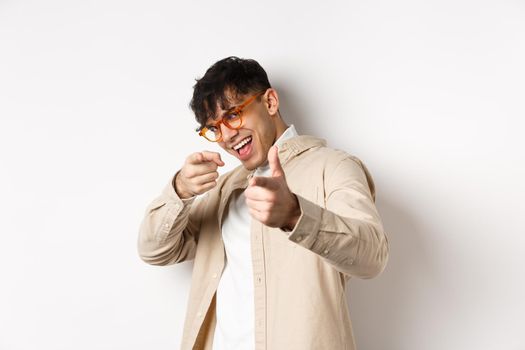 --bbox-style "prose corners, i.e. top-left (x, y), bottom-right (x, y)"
top-left (221, 134), bottom-right (327, 194)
